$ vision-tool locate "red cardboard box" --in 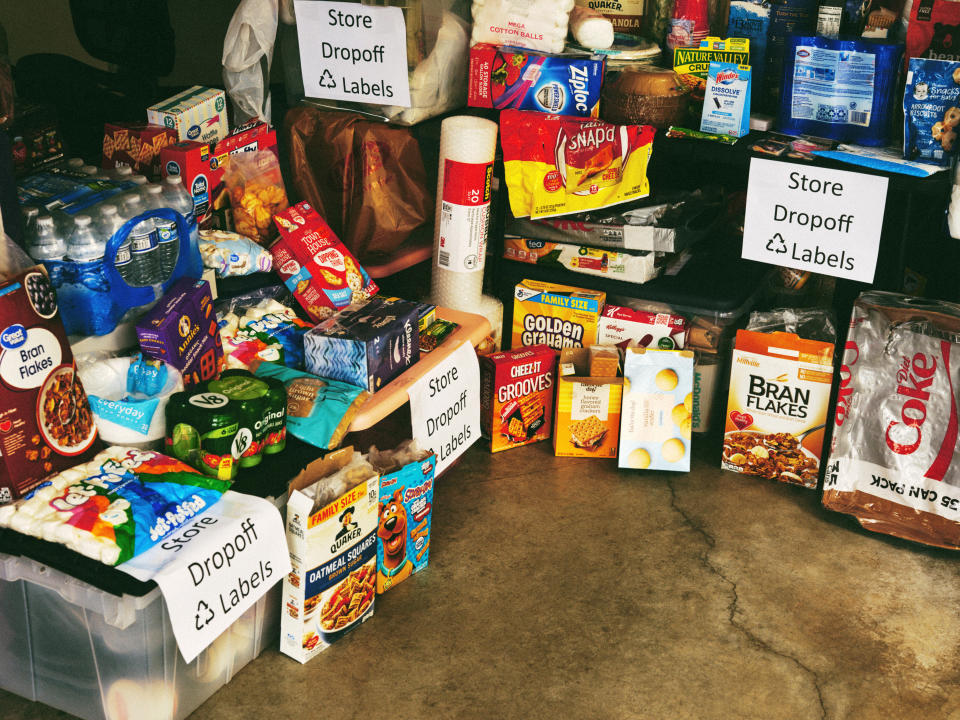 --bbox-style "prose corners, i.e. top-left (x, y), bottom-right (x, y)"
top-left (102, 123), bottom-right (177, 178)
